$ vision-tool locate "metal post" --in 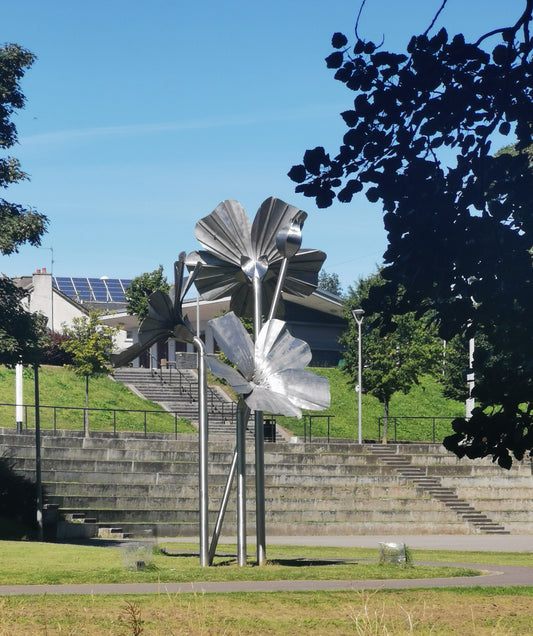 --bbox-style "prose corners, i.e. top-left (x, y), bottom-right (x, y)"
top-left (237, 400), bottom-right (249, 567)
top-left (15, 363), bottom-right (23, 433)
top-left (352, 310), bottom-right (365, 444)
top-left (194, 336), bottom-right (209, 567)
top-left (252, 274), bottom-right (266, 566)
top-left (209, 448), bottom-right (238, 565)
top-left (33, 365), bottom-right (43, 542)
